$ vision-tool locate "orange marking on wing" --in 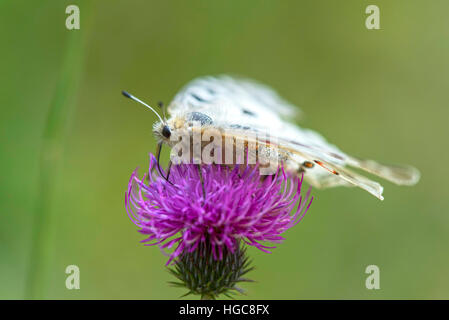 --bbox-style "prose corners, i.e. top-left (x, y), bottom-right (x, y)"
top-left (303, 161), bottom-right (314, 168)
top-left (314, 160), bottom-right (339, 175)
